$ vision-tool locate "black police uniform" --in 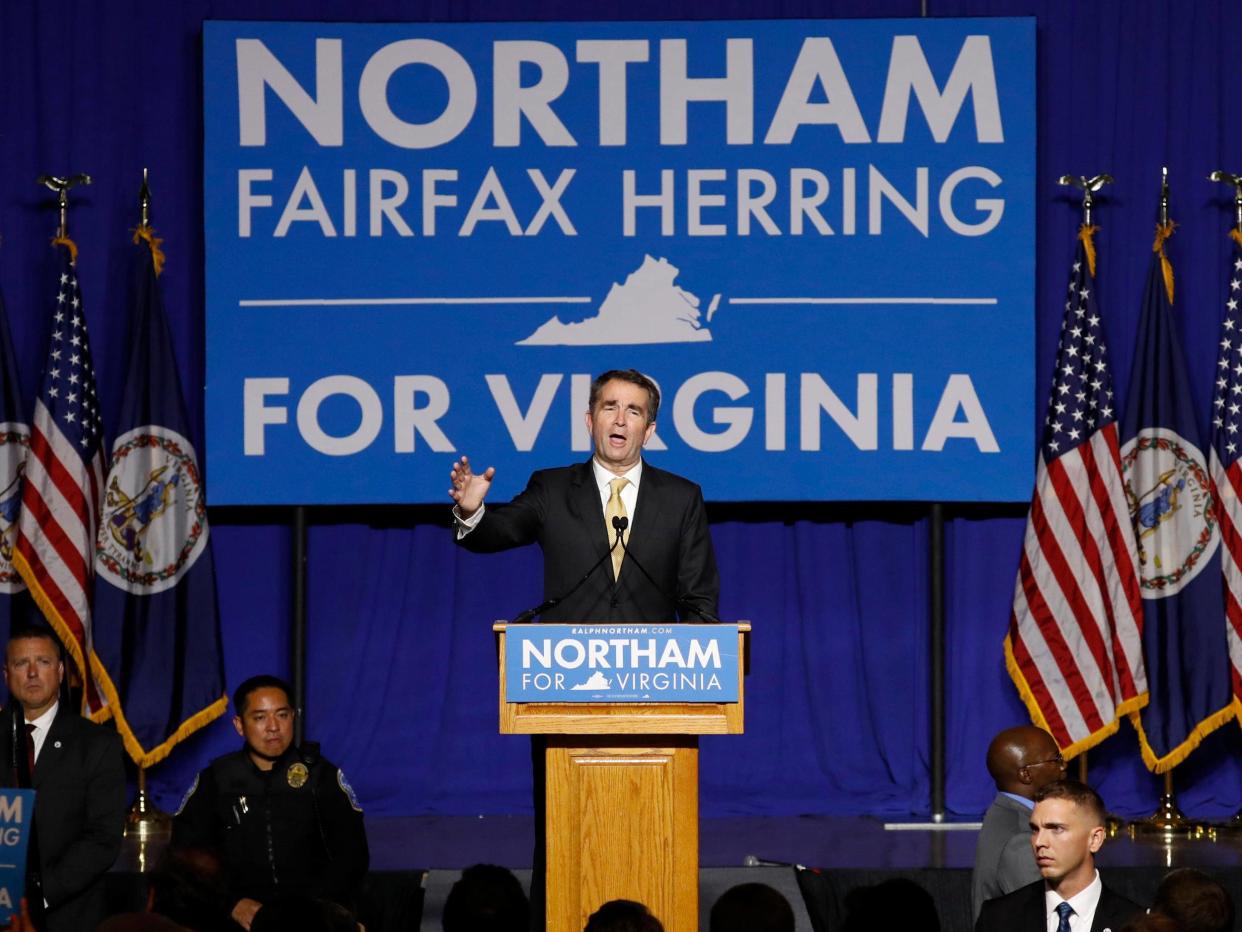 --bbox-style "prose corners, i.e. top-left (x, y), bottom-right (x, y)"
top-left (172, 742), bottom-right (368, 915)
